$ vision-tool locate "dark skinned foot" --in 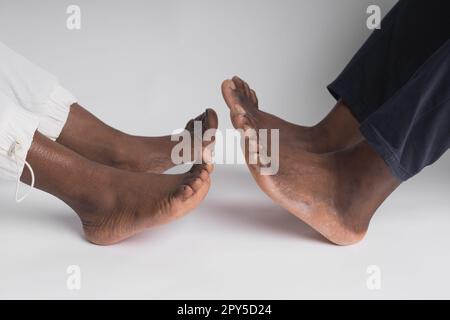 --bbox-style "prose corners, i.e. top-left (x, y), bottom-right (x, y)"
top-left (22, 132), bottom-right (213, 245)
top-left (57, 104), bottom-right (218, 173)
top-left (222, 76), bottom-right (400, 245)
top-left (221, 76), bottom-right (363, 153)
